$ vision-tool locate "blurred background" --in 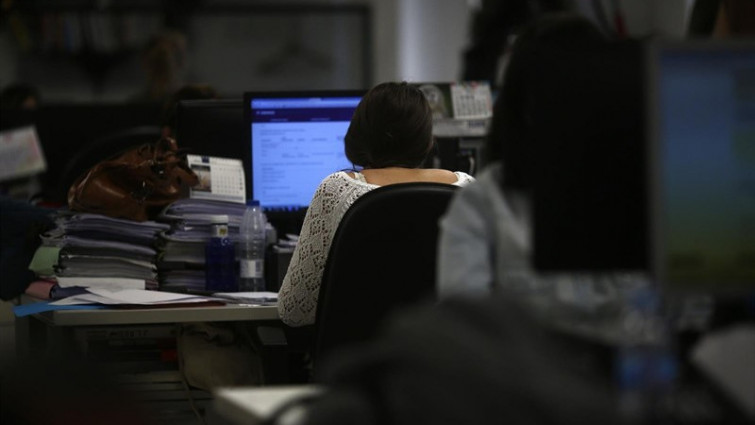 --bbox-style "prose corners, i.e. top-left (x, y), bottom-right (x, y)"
top-left (0, 0), bottom-right (695, 102)
top-left (0, 0), bottom-right (708, 367)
